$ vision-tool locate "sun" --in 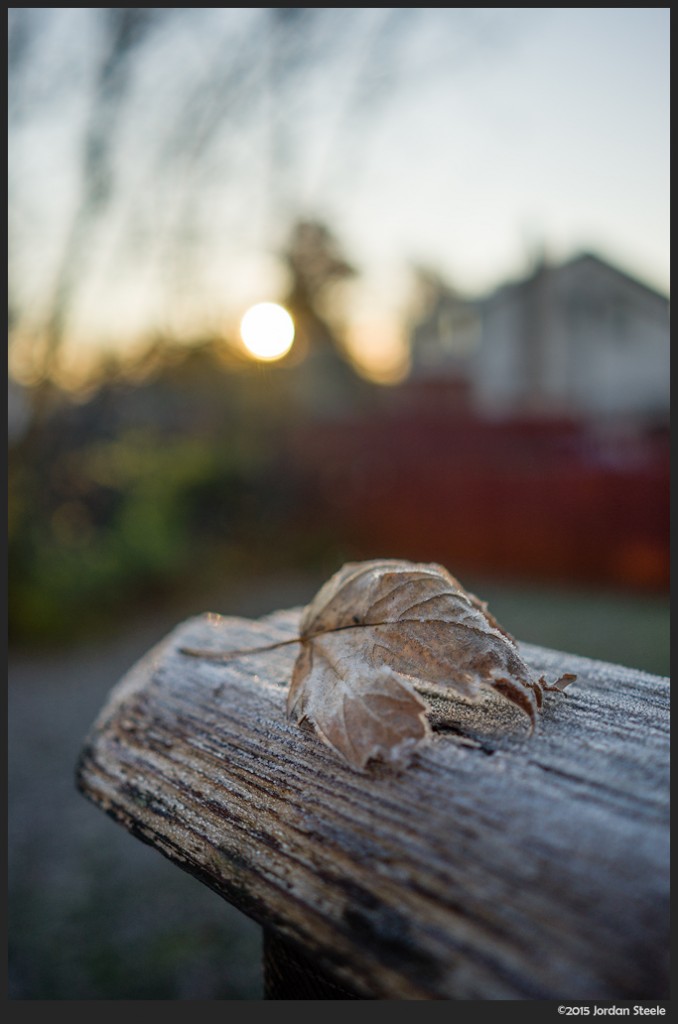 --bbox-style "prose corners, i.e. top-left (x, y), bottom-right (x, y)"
top-left (240, 302), bottom-right (295, 361)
